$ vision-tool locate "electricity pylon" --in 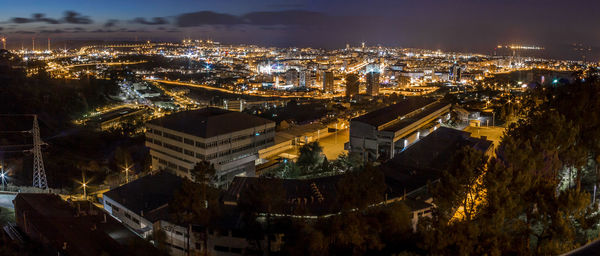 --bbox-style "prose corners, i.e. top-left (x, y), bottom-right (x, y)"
top-left (32, 115), bottom-right (47, 190)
